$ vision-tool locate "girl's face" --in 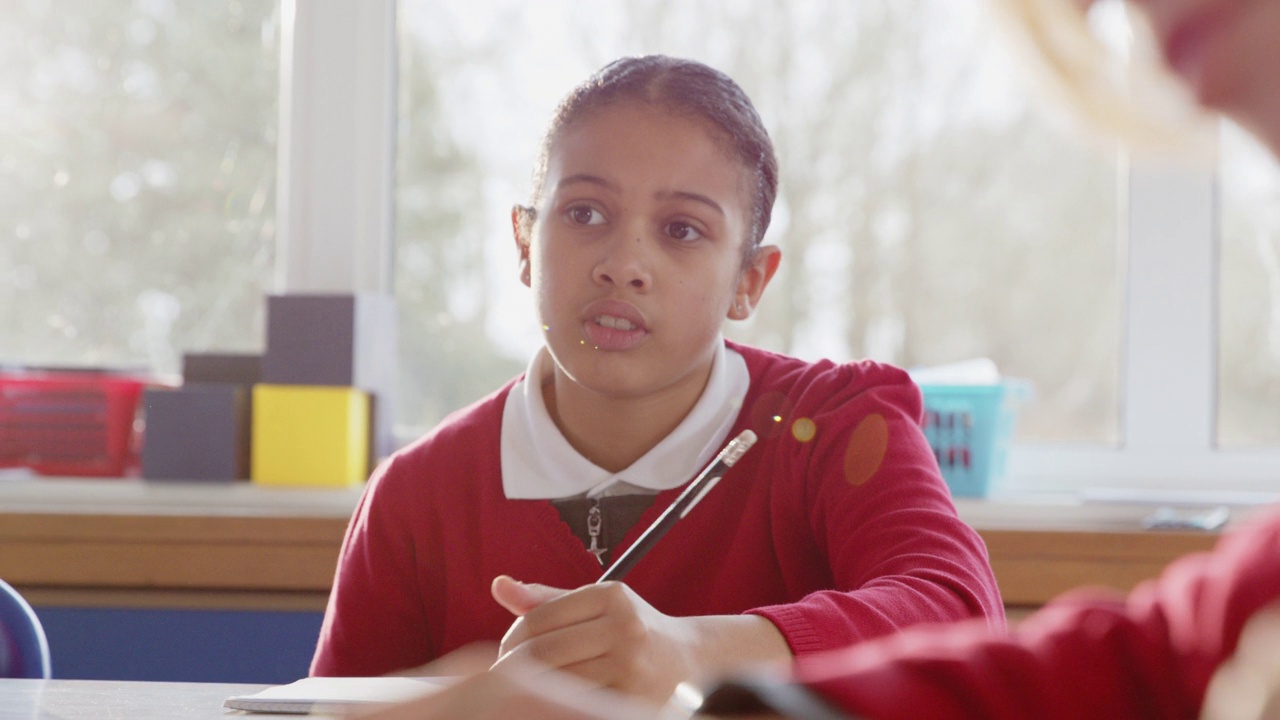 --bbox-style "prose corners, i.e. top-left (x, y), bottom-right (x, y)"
top-left (515, 101), bottom-right (777, 406)
top-left (1126, 0), bottom-right (1280, 141)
